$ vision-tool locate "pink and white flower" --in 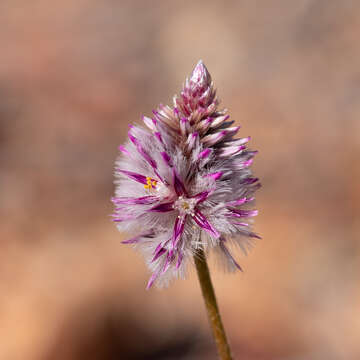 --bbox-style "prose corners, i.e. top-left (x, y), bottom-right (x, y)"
top-left (112, 61), bottom-right (261, 288)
